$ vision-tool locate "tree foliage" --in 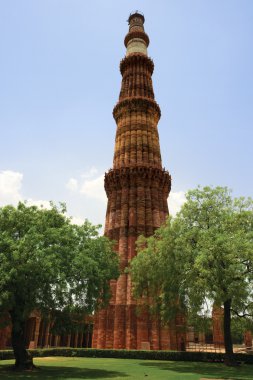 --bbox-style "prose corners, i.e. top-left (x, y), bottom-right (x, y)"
top-left (131, 186), bottom-right (253, 365)
top-left (0, 202), bottom-right (119, 369)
